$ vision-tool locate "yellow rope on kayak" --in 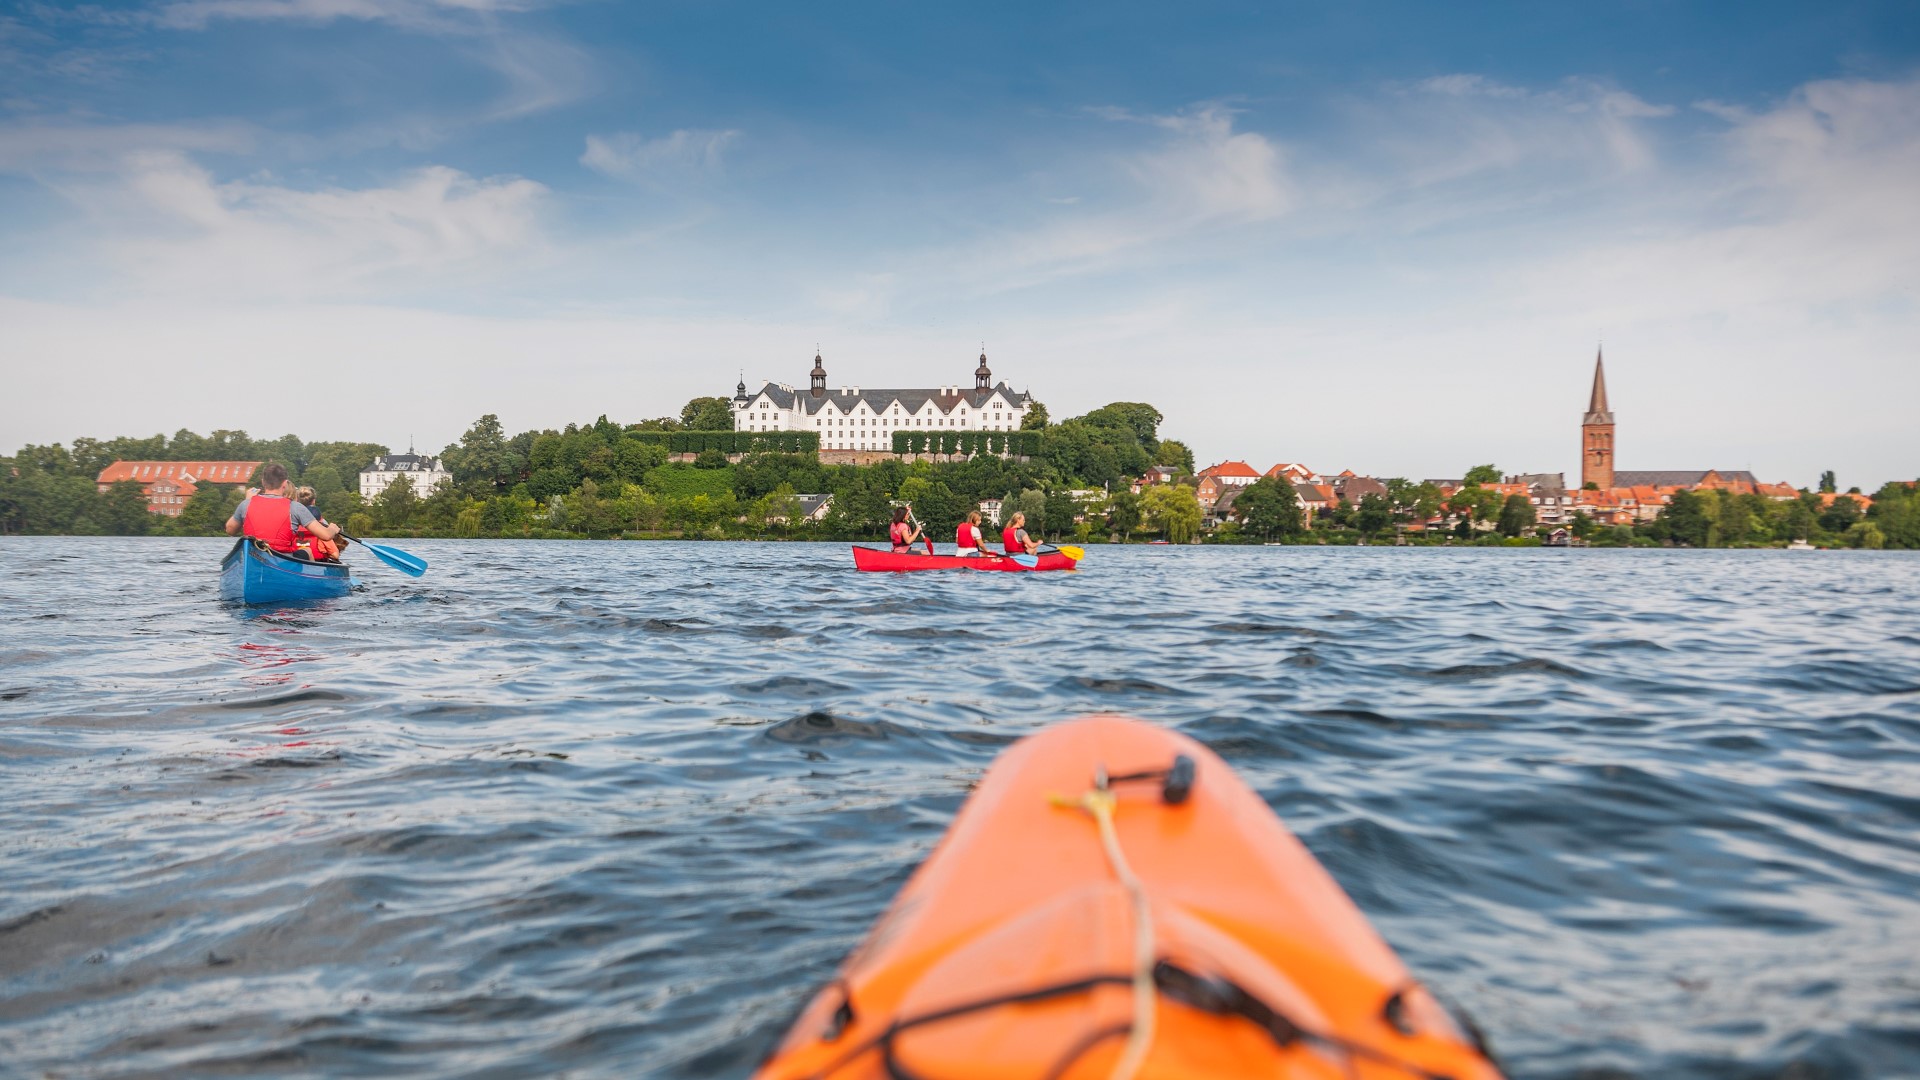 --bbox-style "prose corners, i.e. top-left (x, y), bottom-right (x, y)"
top-left (1051, 785), bottom-right (1156, 1080)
